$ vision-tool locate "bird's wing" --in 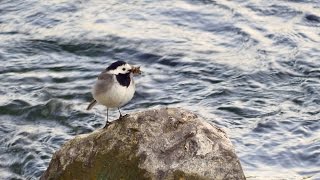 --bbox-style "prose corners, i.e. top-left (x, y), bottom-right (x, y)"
top-left (86, 99), bottom-right (97, 110)
top-left (94, 71), bottom-right (114, 95)
top-left (98, 71), bottom-right (113, 81)
top-left (87, 71), bottom-right (114, 110)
